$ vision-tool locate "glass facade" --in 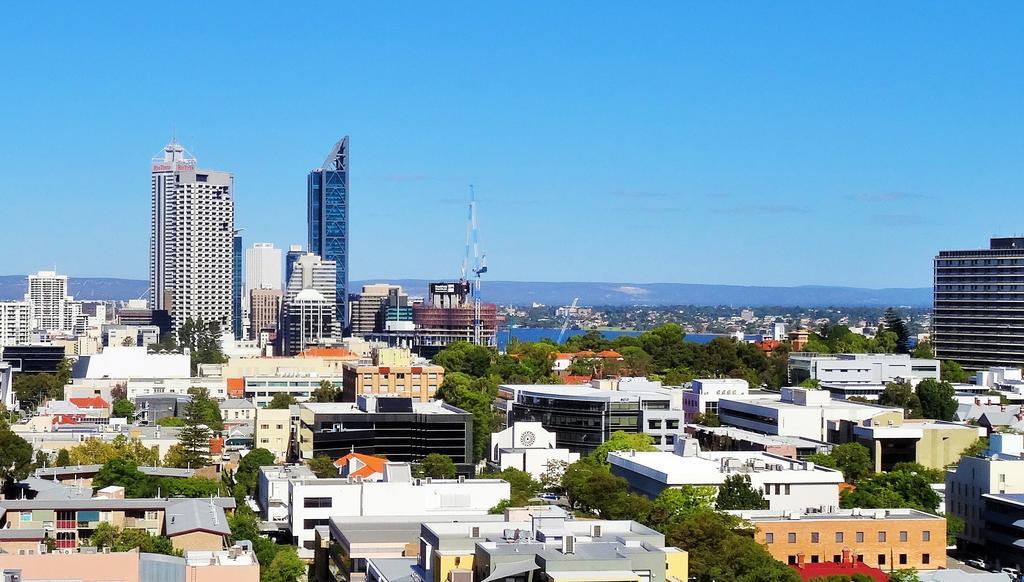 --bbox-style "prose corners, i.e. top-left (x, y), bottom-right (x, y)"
top-left (308, 137), bottom-right (349, 329)
top-left (232, 233), bottom-right (243, 339)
